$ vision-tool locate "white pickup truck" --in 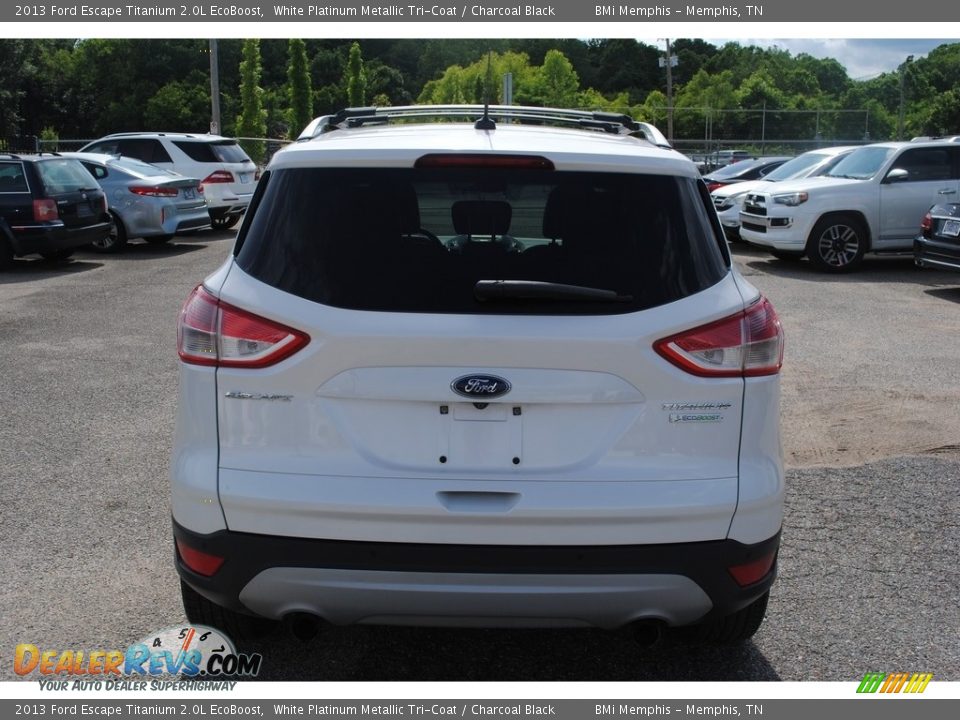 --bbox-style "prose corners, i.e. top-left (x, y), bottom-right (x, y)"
top-left (739, 140), bottom-right (960, 271)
